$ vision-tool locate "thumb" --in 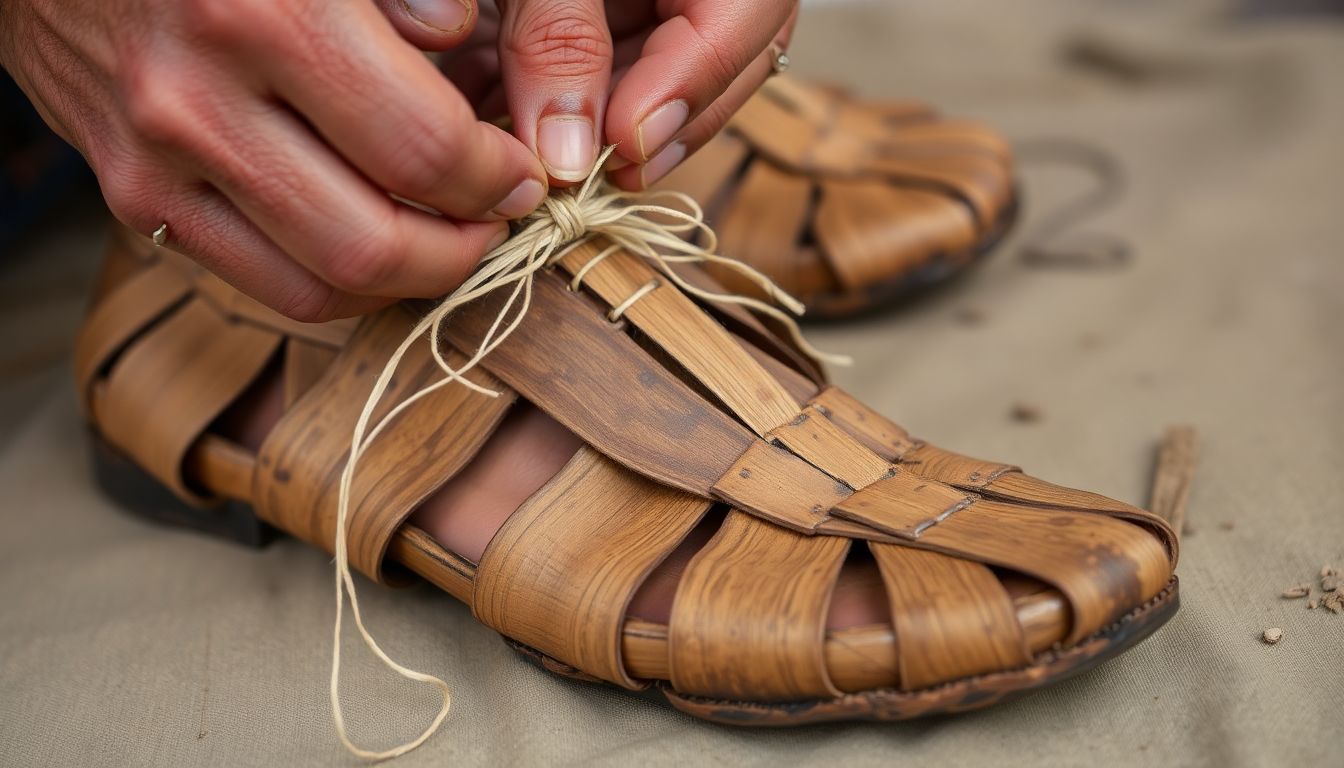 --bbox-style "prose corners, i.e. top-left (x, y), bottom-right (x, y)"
top-left (497, 0), bottom-right (612, 184)
top-left (375, 0), bottom-right (479, 51)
